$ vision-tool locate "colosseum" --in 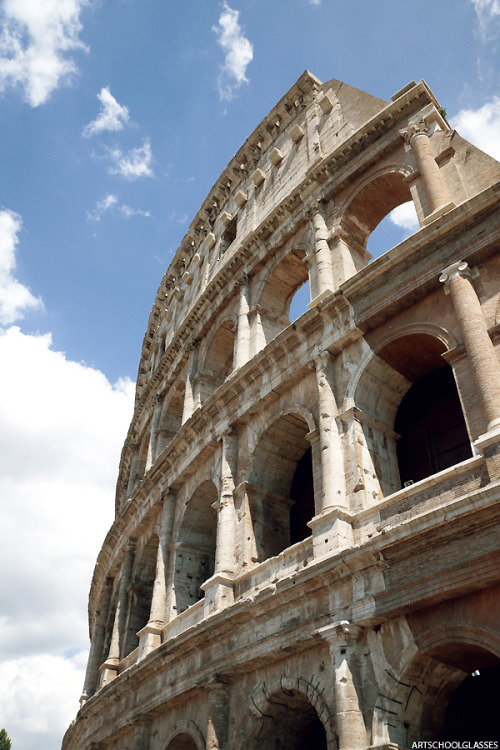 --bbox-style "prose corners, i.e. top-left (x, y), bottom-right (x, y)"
top-left (63, 72), bottom-right (500, 749)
